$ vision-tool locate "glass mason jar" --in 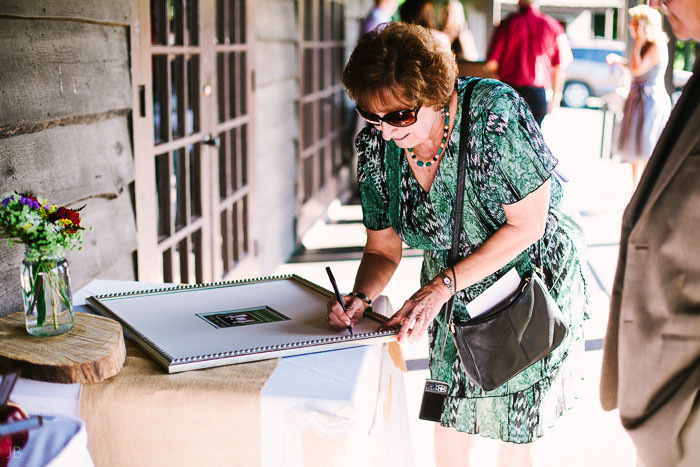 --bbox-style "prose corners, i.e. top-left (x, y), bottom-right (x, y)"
top-left (20, 249), bottom-right (74, 337)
